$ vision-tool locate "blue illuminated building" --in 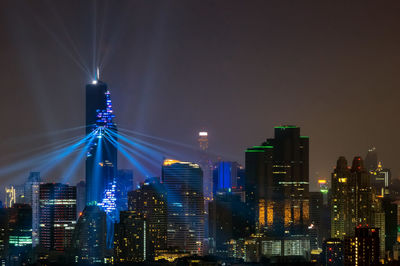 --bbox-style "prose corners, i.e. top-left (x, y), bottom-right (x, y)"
top-left (85, 79), bottom-right (118, 250)
top-left (85, 79), bottom-right (118, 206)
top-left (213, 161), bottom-right (244, 194)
